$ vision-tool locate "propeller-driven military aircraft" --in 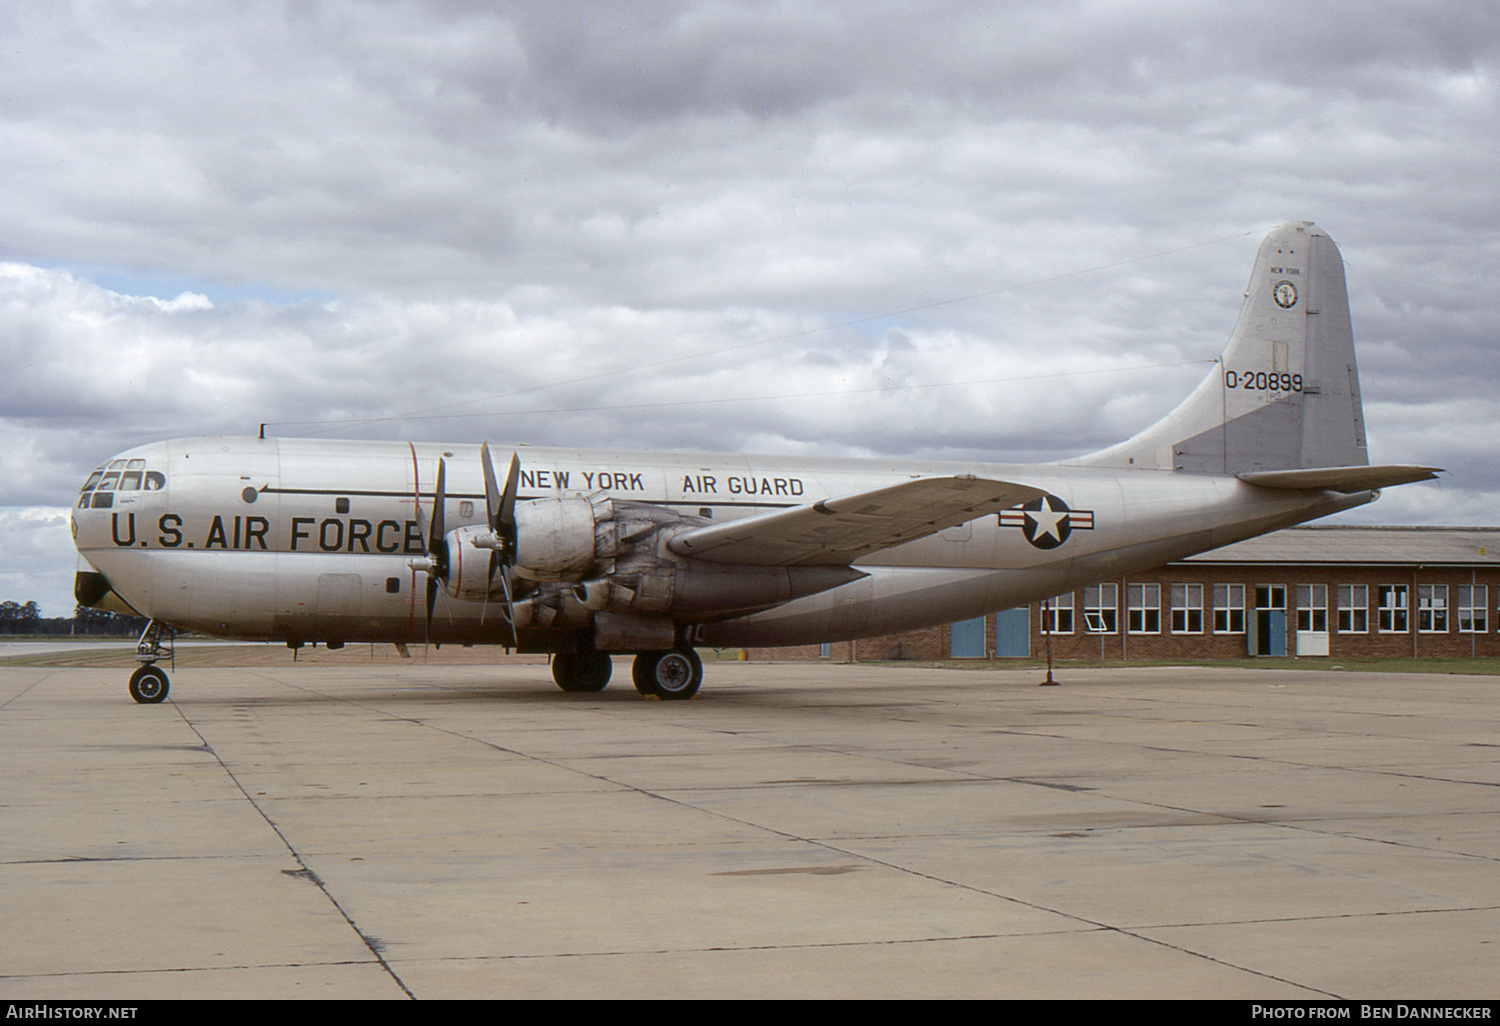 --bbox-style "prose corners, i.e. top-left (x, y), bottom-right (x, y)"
top-left (72, 222), bottom-right (1438, 703)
